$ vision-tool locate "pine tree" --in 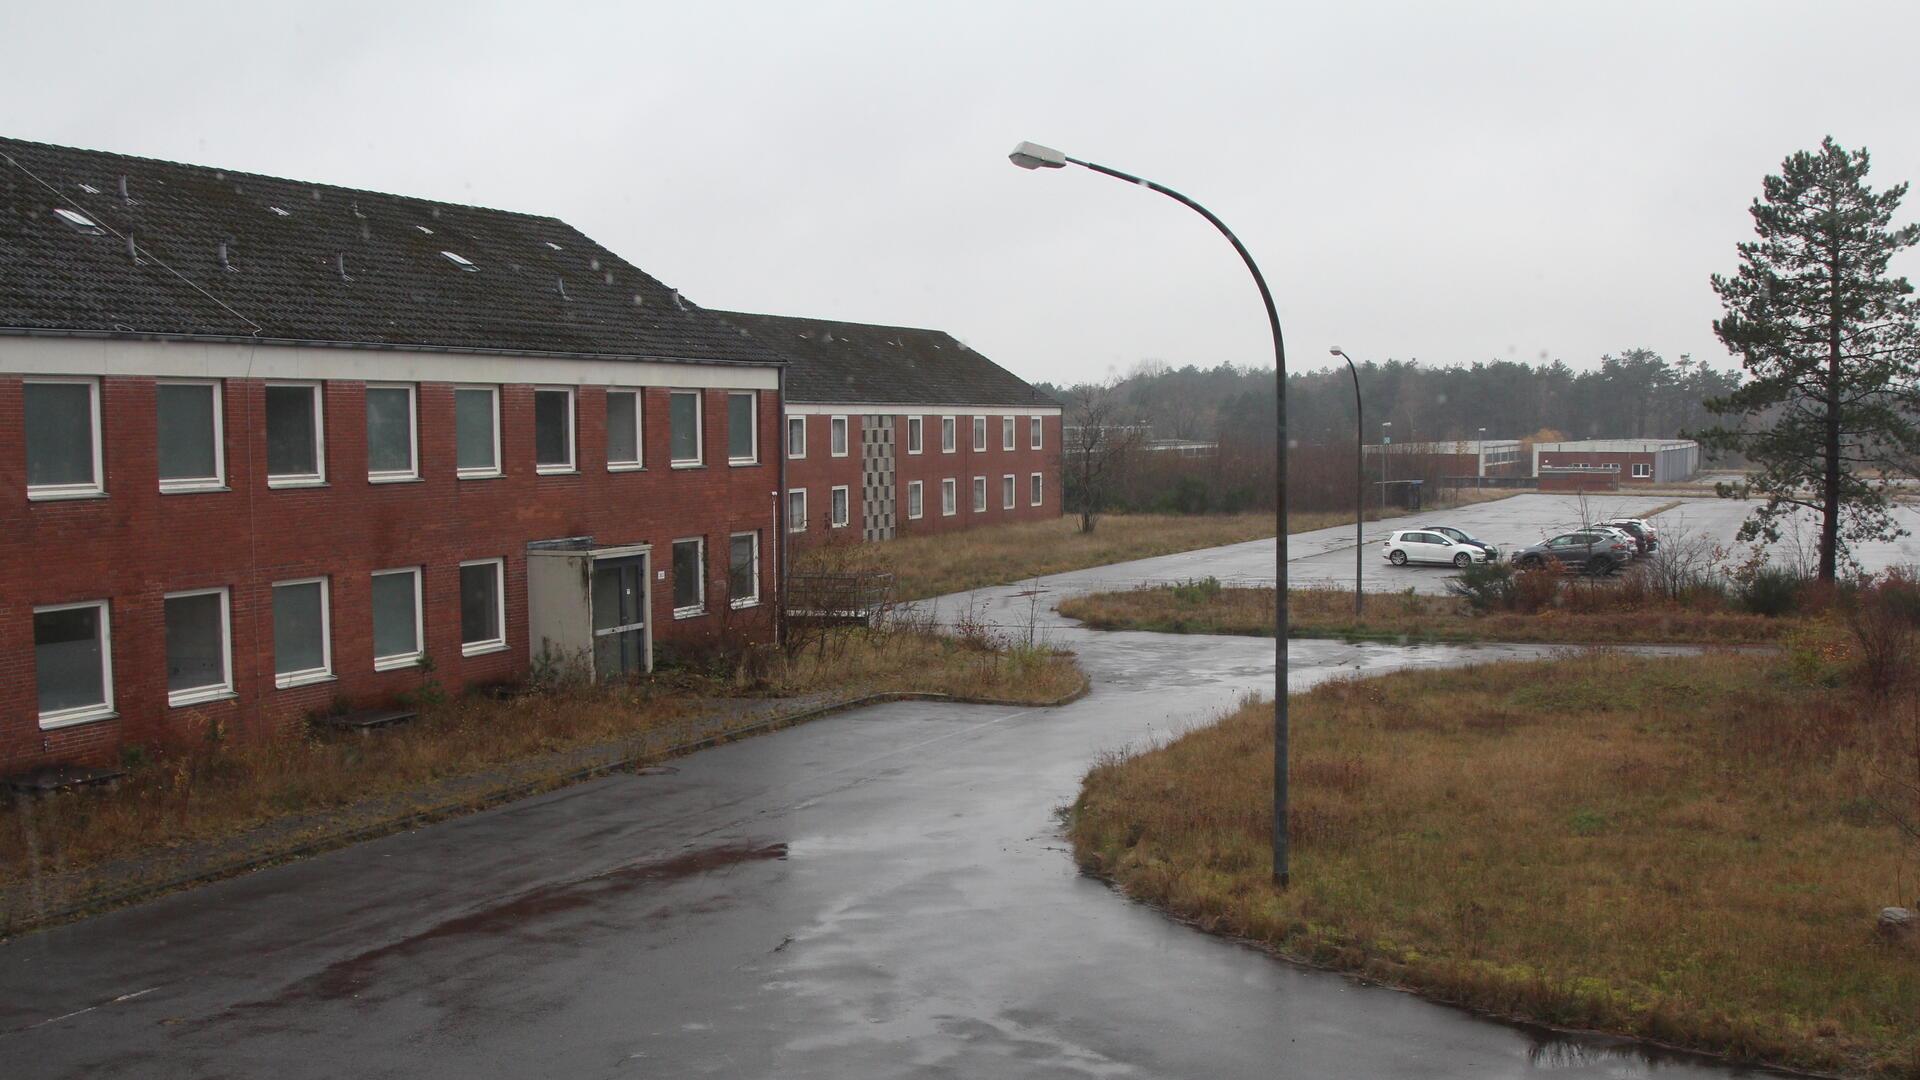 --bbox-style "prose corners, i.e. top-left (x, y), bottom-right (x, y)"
top-left (1699, 138), bottom-right (1920, 581)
